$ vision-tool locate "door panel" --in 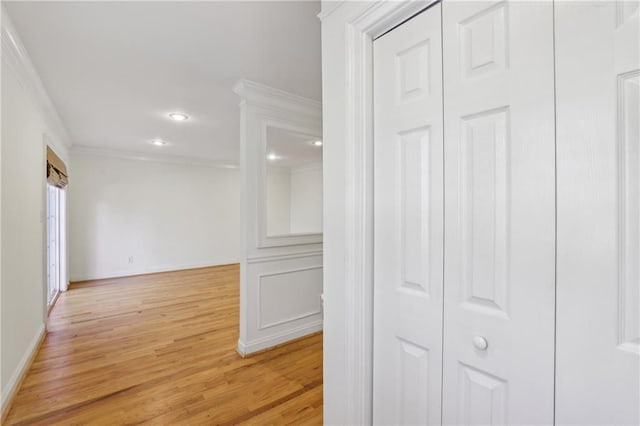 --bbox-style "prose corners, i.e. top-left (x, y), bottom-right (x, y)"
top-left (555, 1), bottom-right (640, 423)
top-left (373, 5), bottom-right (444, 424)
top-left (442, 1), bottom-right (556, 424)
